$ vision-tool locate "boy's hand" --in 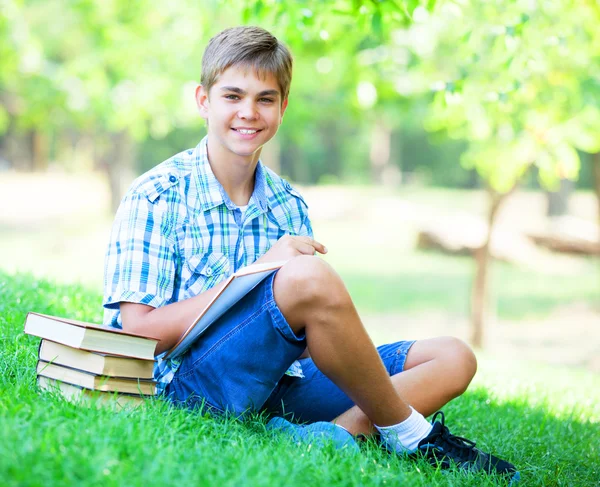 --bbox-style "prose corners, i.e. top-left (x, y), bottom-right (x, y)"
top-left (256, 235), bottom-right (327, 263)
